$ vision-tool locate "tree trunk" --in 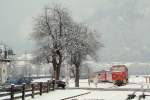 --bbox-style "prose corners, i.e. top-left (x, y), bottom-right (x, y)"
top-left (52, 50), bottom-right (62, 80)
top-left (55, 50), bottom-right (62, 80)
top-left (56, 65), bottom-right (60, 80)
top-left (52, 55), bottom-right (57, 79)
top-left (75, 65), bottom-right (80, 87)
